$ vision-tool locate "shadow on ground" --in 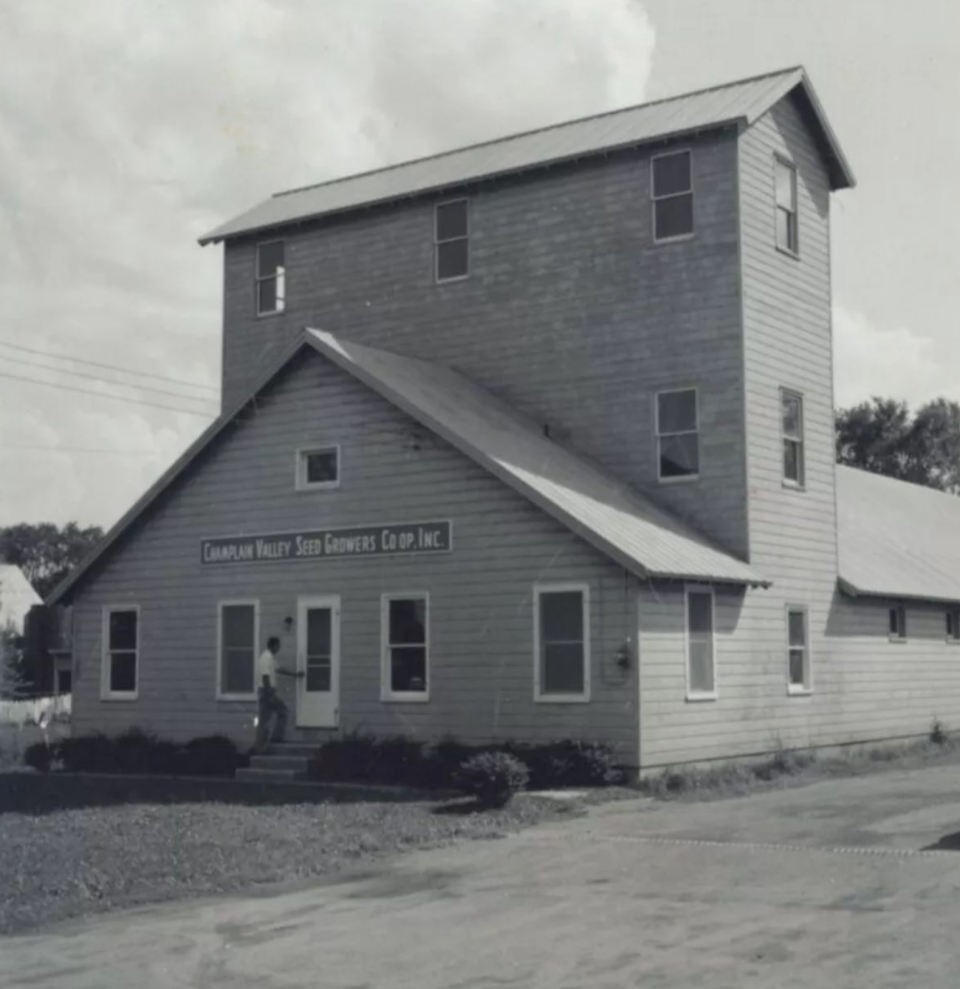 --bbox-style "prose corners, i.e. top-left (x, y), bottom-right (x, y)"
top-left (922, 831), bottom-right (960, 852)
top-left (0, 772), bottom-right (431, 815)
